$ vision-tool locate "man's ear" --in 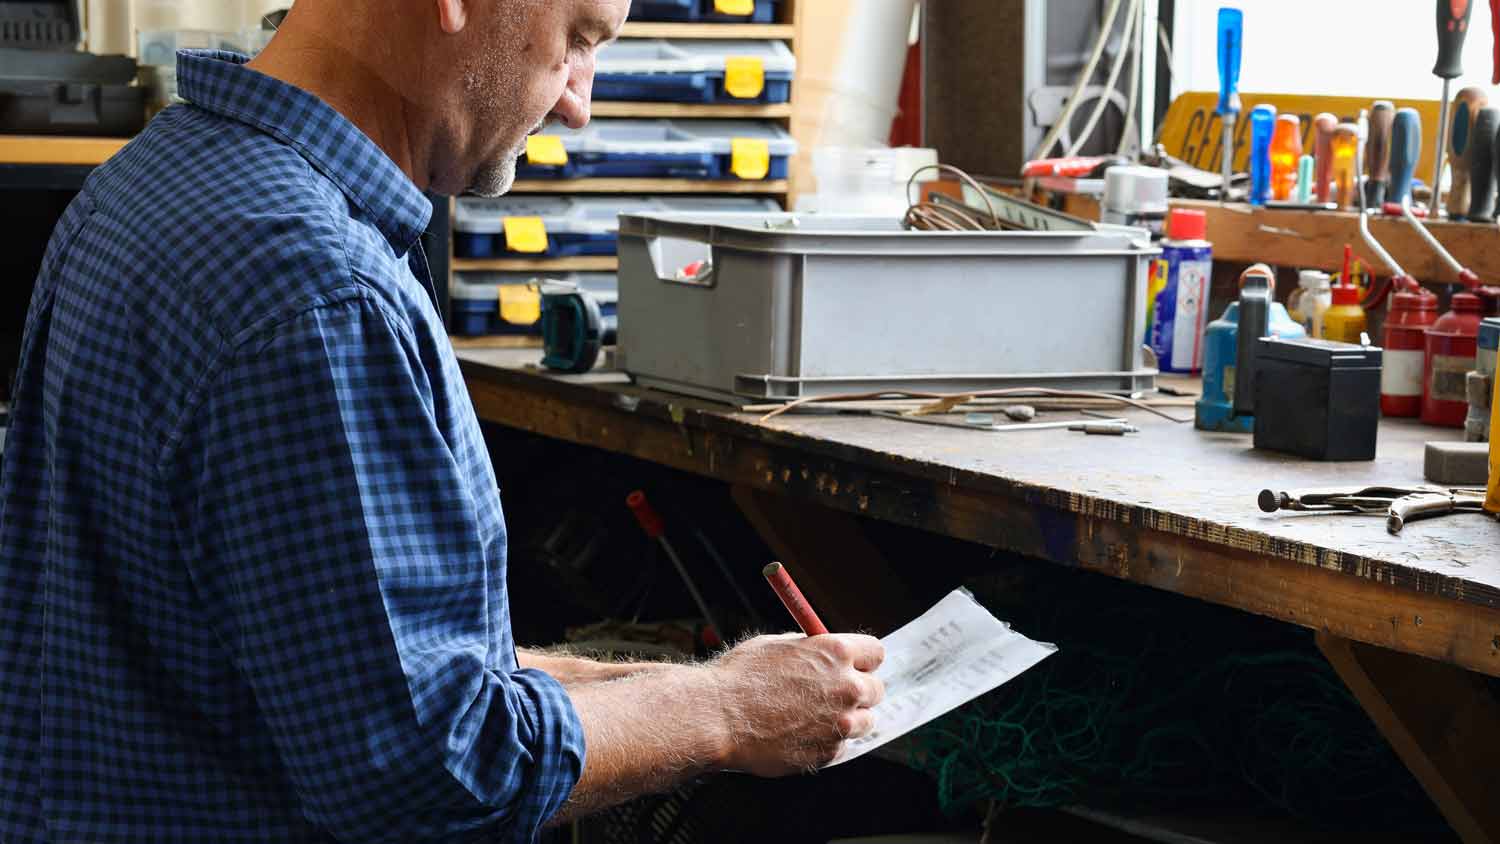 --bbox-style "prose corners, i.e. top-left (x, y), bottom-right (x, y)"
top-left (436, 0), bottom-right (467, 34)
